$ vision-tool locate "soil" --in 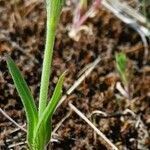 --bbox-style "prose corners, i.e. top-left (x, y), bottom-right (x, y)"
top-left (0, 0), bottom-right (150, 150)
